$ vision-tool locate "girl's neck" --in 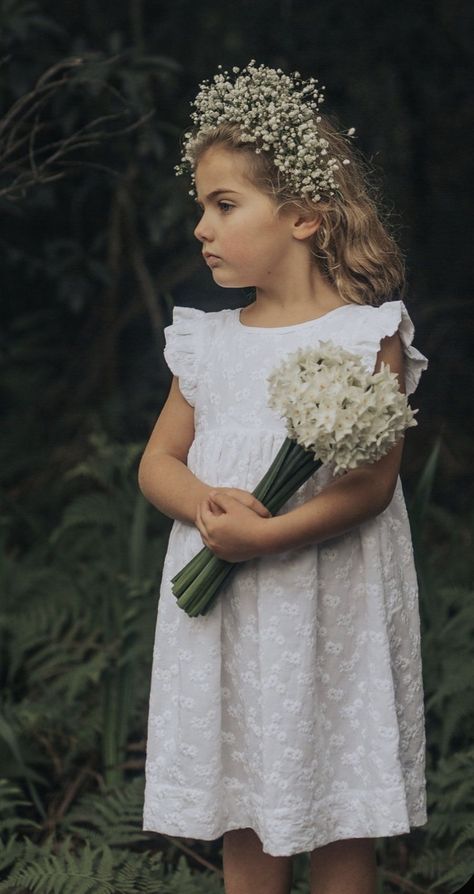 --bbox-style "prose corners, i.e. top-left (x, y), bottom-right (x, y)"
top-left (243, 265), bottom-right (347, 327)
